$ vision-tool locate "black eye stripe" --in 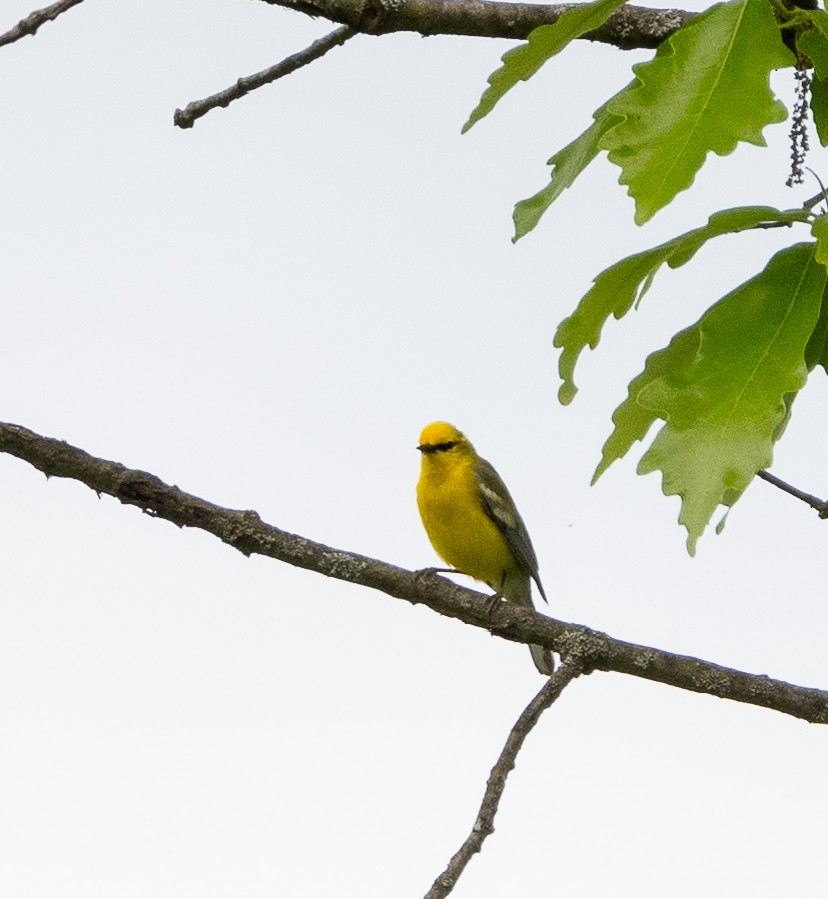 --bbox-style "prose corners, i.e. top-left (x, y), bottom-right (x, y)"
top-left (420, 440), bottom-right (458, 454)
